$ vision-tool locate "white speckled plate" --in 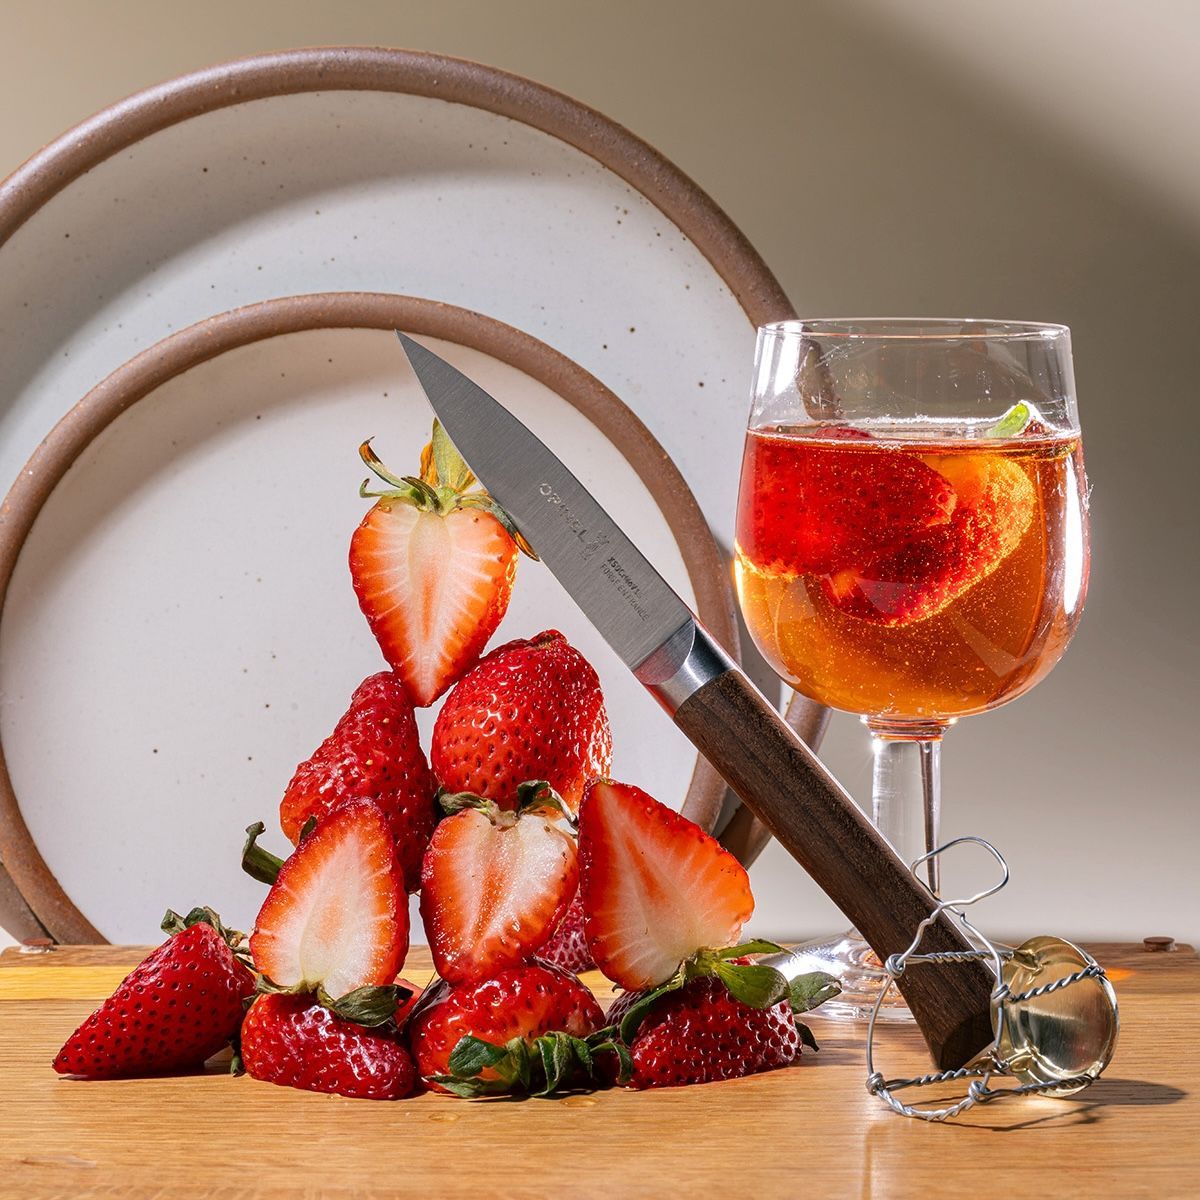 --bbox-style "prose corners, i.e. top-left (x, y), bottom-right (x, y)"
top-left (0, 297), bottom-right (736, 943)
top-left (0, 50), bottom-right (824, 945)
top-left (0, 49), bottom-right (791, 543)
